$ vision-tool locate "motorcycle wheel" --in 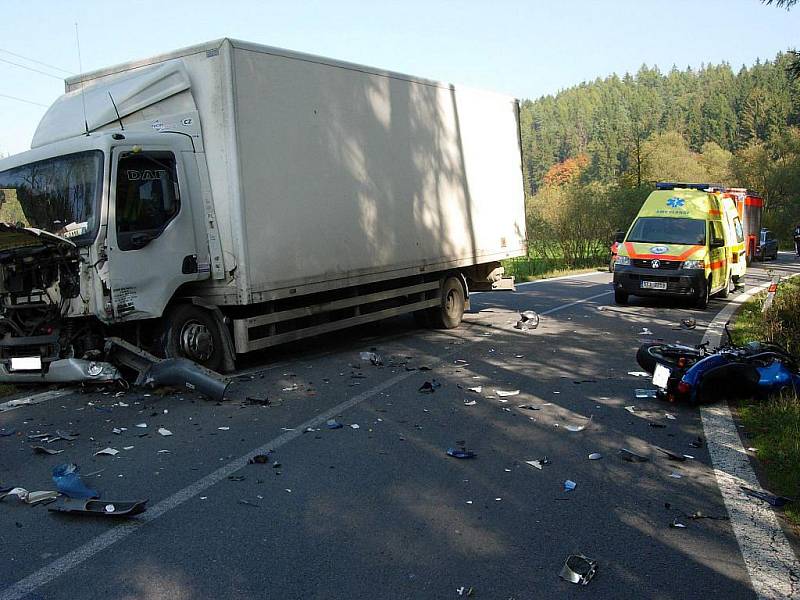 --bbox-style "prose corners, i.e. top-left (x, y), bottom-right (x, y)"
top-left (636, 343), bottom-right (702, 374)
